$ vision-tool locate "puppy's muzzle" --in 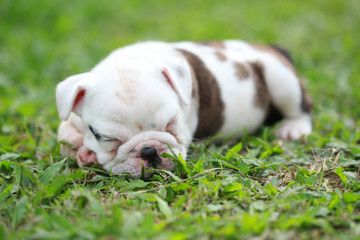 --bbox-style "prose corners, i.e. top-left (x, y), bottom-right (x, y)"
top-left (140, 146), bottom-right (162, 167)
